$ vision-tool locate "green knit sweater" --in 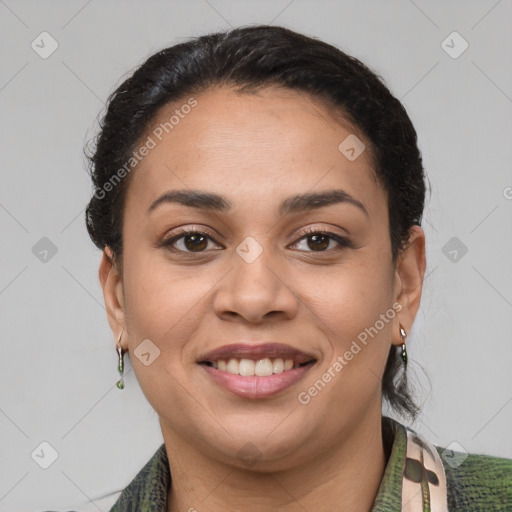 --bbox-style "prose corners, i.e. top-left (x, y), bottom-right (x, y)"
top-left (108, 417), bottom-right (512, 511)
